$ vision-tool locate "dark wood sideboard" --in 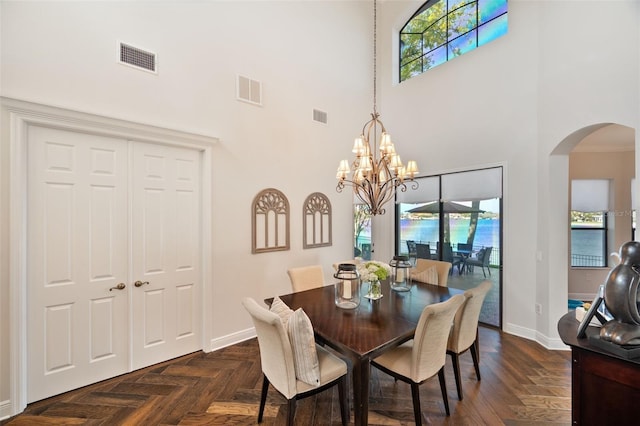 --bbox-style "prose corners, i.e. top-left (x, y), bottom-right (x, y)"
top-left (558, 312), bottom-right (640, 425)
